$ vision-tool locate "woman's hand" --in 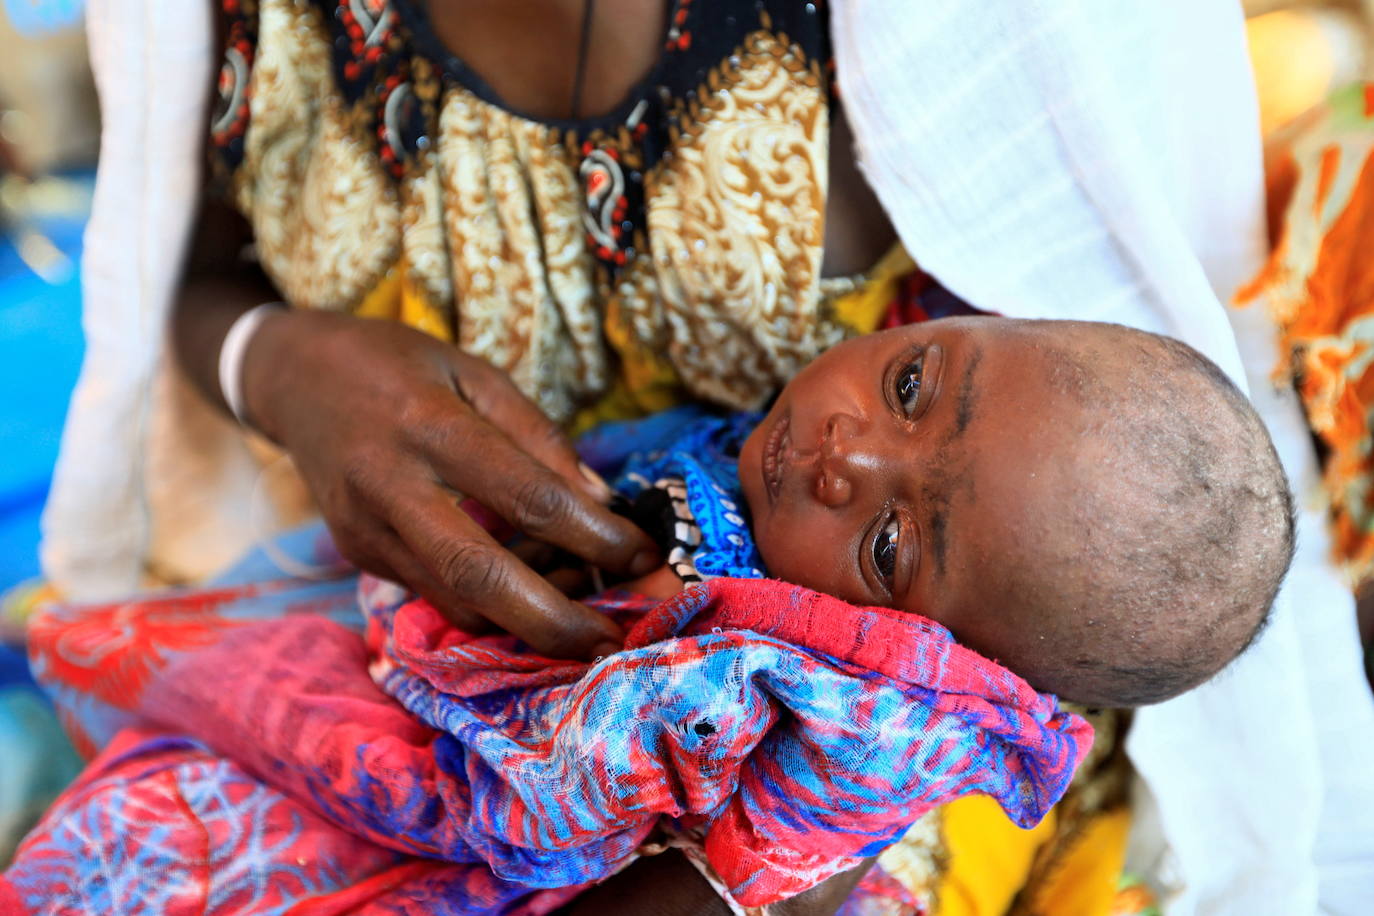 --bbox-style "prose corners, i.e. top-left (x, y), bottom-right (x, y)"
top-left (232, 307), bottom-right (660, 658)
